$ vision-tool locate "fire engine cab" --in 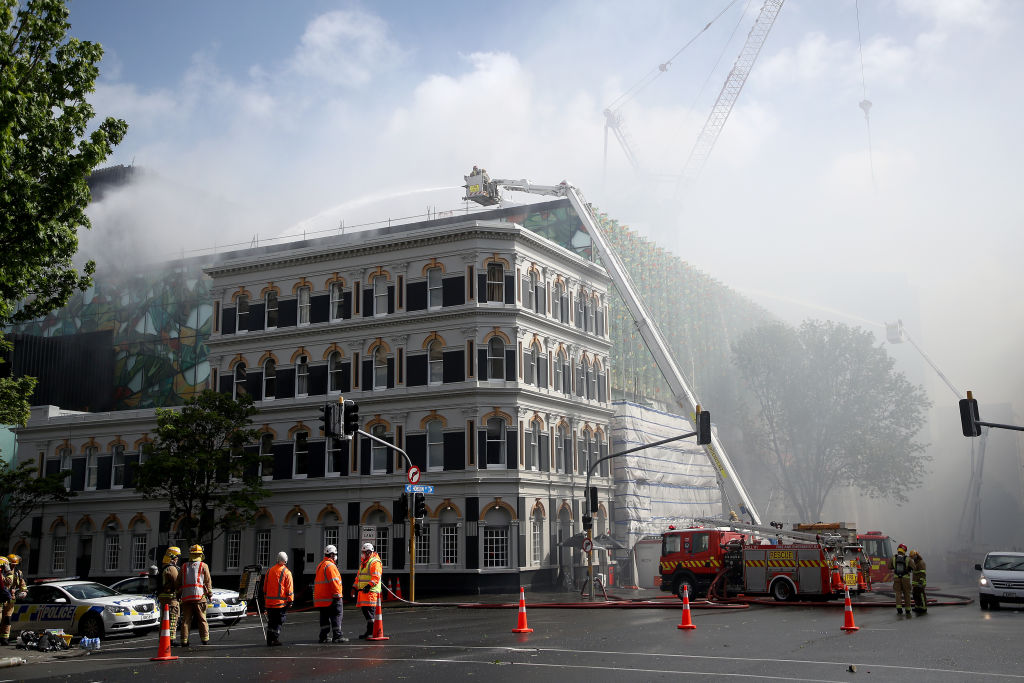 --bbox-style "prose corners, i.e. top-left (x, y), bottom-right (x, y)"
top-left (659, 518), bottom-right (871, 601)
top-left (857, 530), bottom-right (894, 585)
